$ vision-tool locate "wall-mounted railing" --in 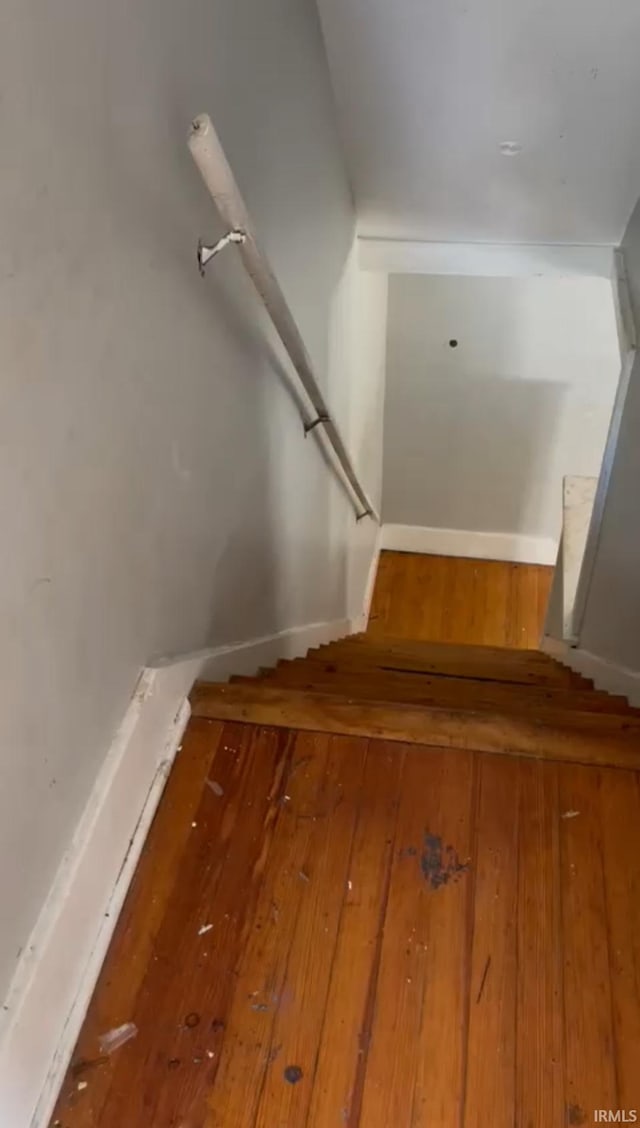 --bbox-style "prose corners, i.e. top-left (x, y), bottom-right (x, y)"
top-left (187, 113), bottom-right (379, 523)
